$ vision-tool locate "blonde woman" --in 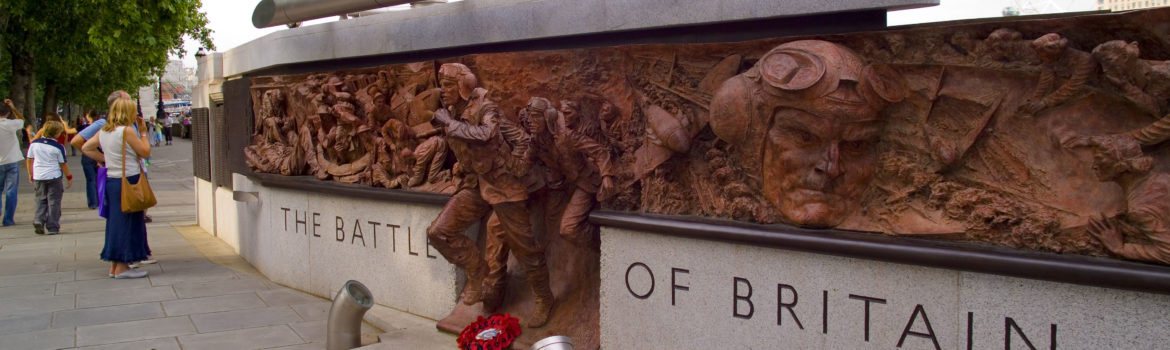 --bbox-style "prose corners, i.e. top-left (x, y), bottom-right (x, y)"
top-left (81, 97), bottom-right (151, 279)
